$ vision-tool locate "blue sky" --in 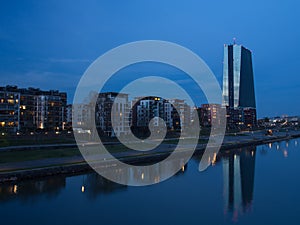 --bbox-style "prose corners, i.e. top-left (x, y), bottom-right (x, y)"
top-left (0, 0), bottom-right (299, 118)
